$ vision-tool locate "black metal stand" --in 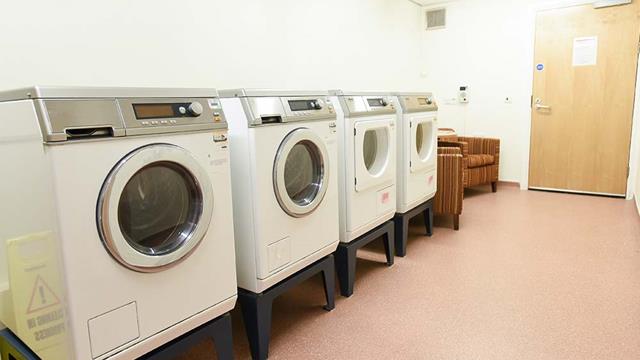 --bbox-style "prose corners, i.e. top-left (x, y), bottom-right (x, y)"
top-left (141, 312), bottom-right (234, 360)
top-left (335, 220), bottom-right (394, 298)
top-left (0, 328), bottom-right (39, 360)
top-left (238, 255), bottom-right (335, 360)
top-left (394, 198), bottom-right (434, 257)
top-left (0, 311), bottom-right (233, 360)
